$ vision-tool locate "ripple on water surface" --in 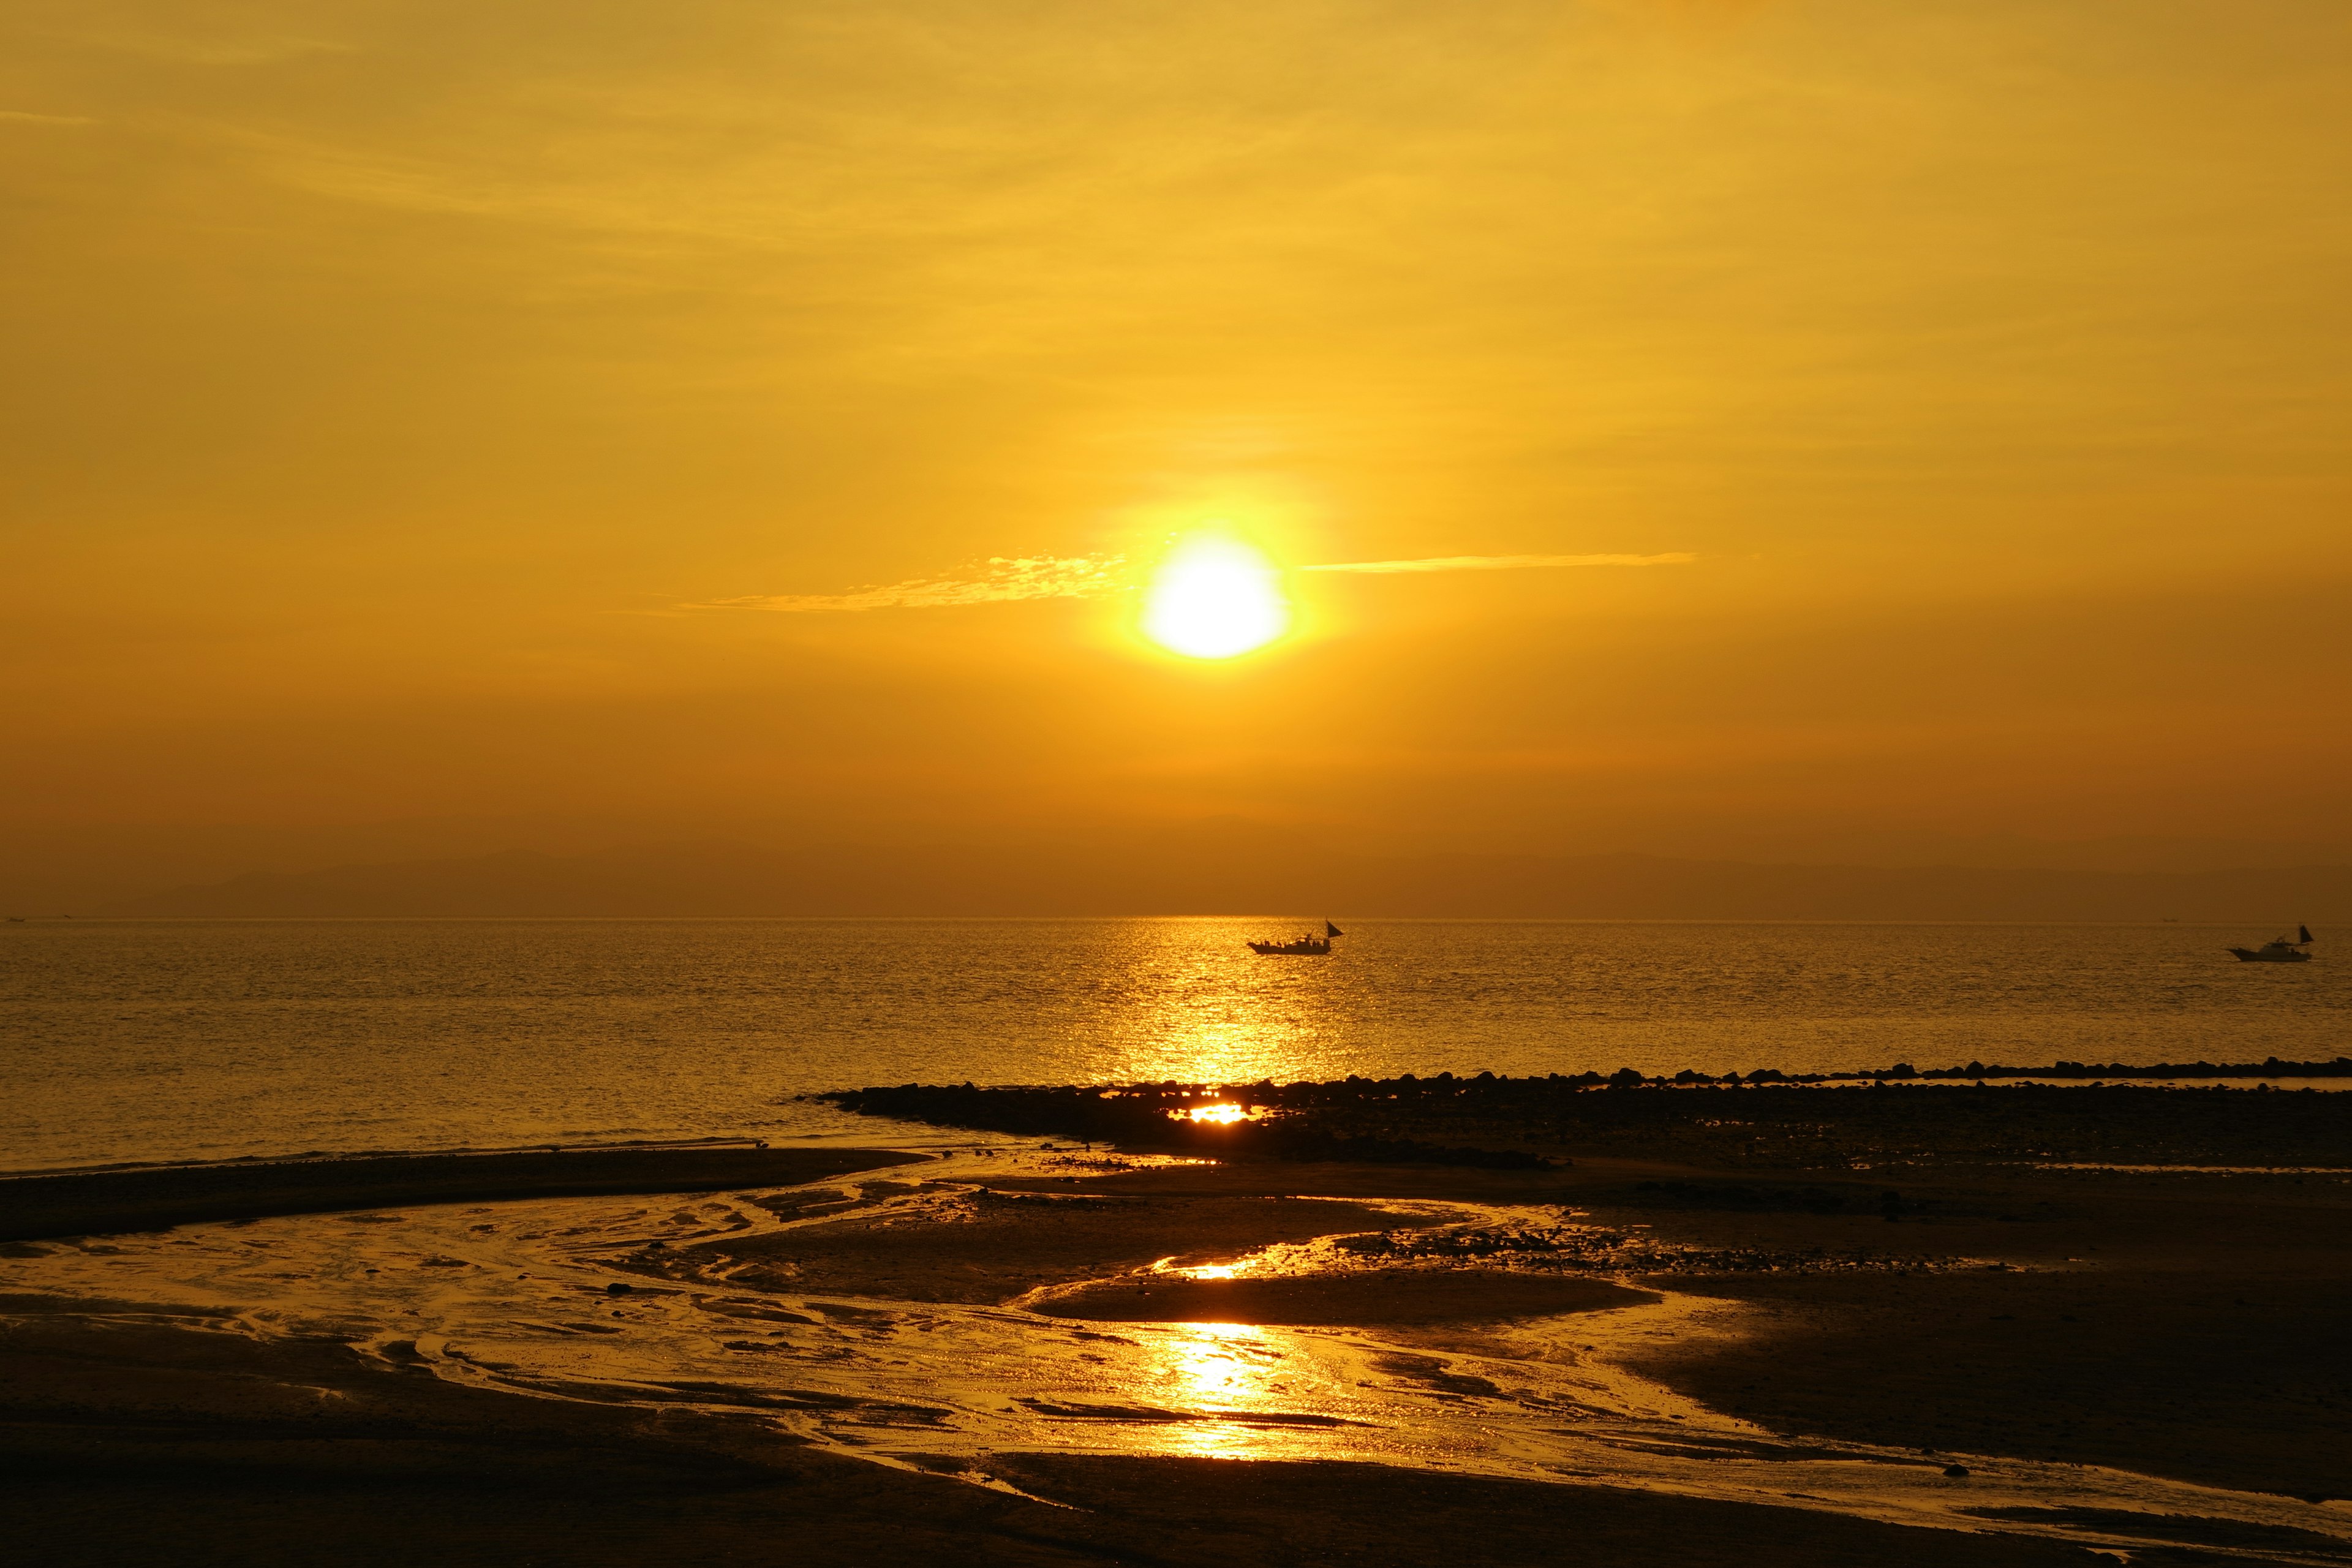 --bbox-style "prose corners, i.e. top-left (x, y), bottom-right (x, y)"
top-left (7, 919), bottom-right (2347, 1170)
